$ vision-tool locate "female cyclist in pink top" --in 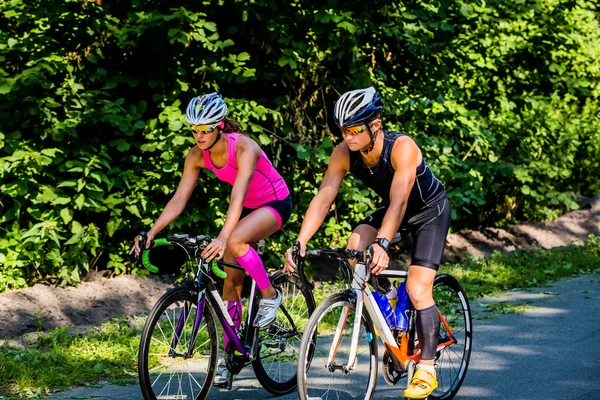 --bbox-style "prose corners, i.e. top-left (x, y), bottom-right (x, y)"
top-left (134, 93), bottom-right (291, 386)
